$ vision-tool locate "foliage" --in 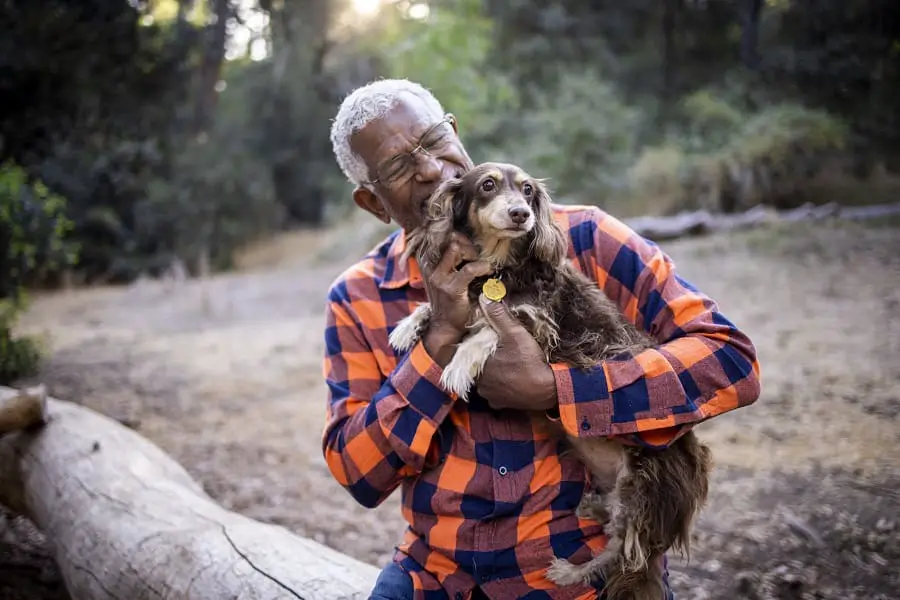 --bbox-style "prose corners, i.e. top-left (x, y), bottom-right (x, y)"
top-left (138, 60), bottom-right (286, 272)
top-left (676, 90), bottom-right (746, 153)
top-left (367, 0), bottom-right (519, 149)
top-left (629, 101), bottom-right (851, 214)
top-left (0, 162), bottom-right (79, 300)
top-left (495, 71), bottom-right (642, 204)
top-left (0, 0), bottom-right (897, 289)
top-left (0, 161), bottom-right (78, 383)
